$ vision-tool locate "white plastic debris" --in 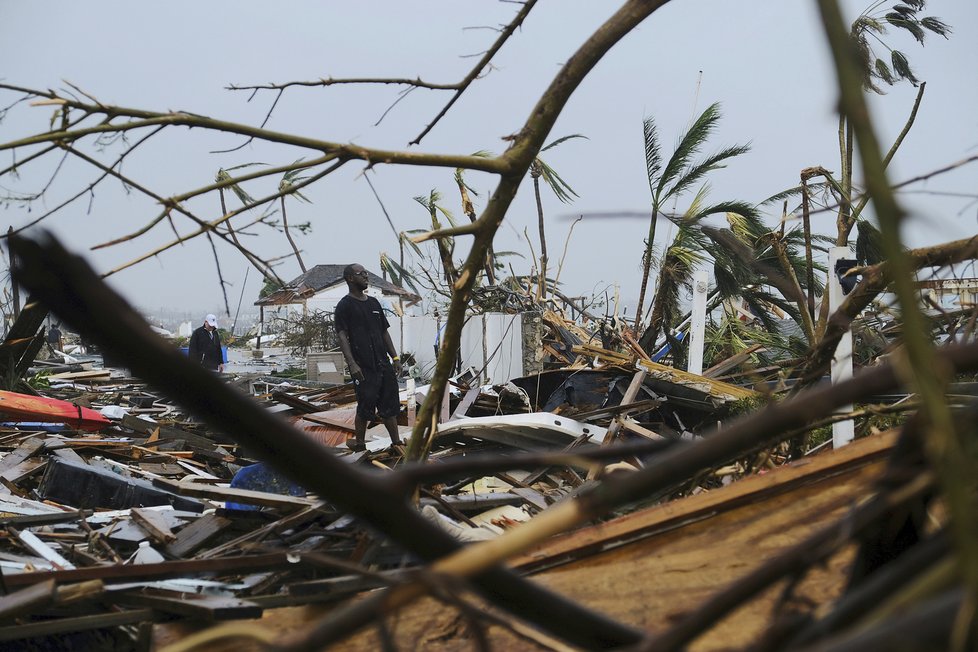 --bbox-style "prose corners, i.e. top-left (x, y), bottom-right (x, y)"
top-left (99, 405), bottom-right (130, 420)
